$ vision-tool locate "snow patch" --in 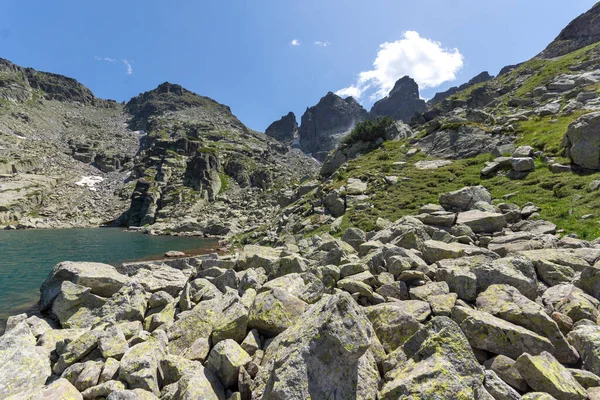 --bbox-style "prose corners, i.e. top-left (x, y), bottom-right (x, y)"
top-left (75, 176), bottom-right (104, 191)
